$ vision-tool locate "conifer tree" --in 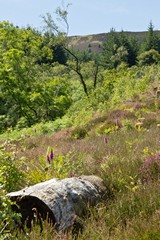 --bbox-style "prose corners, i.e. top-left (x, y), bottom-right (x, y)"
top-left (102, 29), bottom-right (138, 68)
top-left (143, 21), bottom-right (160, 52)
